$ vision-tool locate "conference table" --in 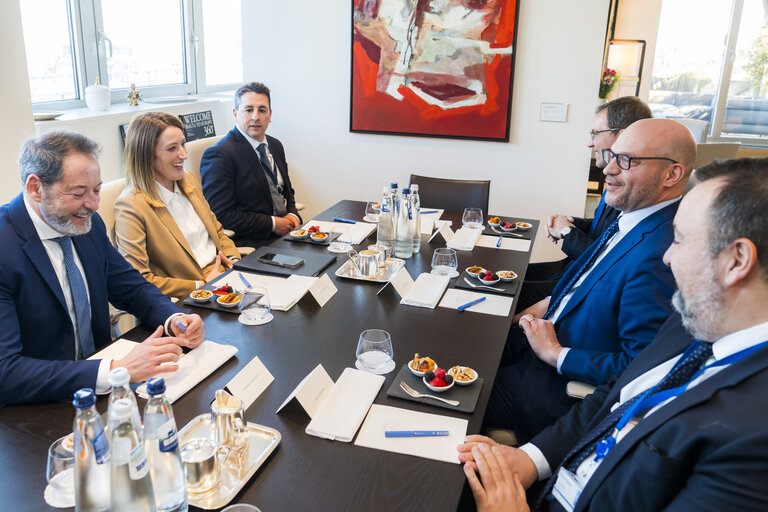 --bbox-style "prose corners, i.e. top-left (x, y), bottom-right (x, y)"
top-left (0, 200), bottom-right (538, 511)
